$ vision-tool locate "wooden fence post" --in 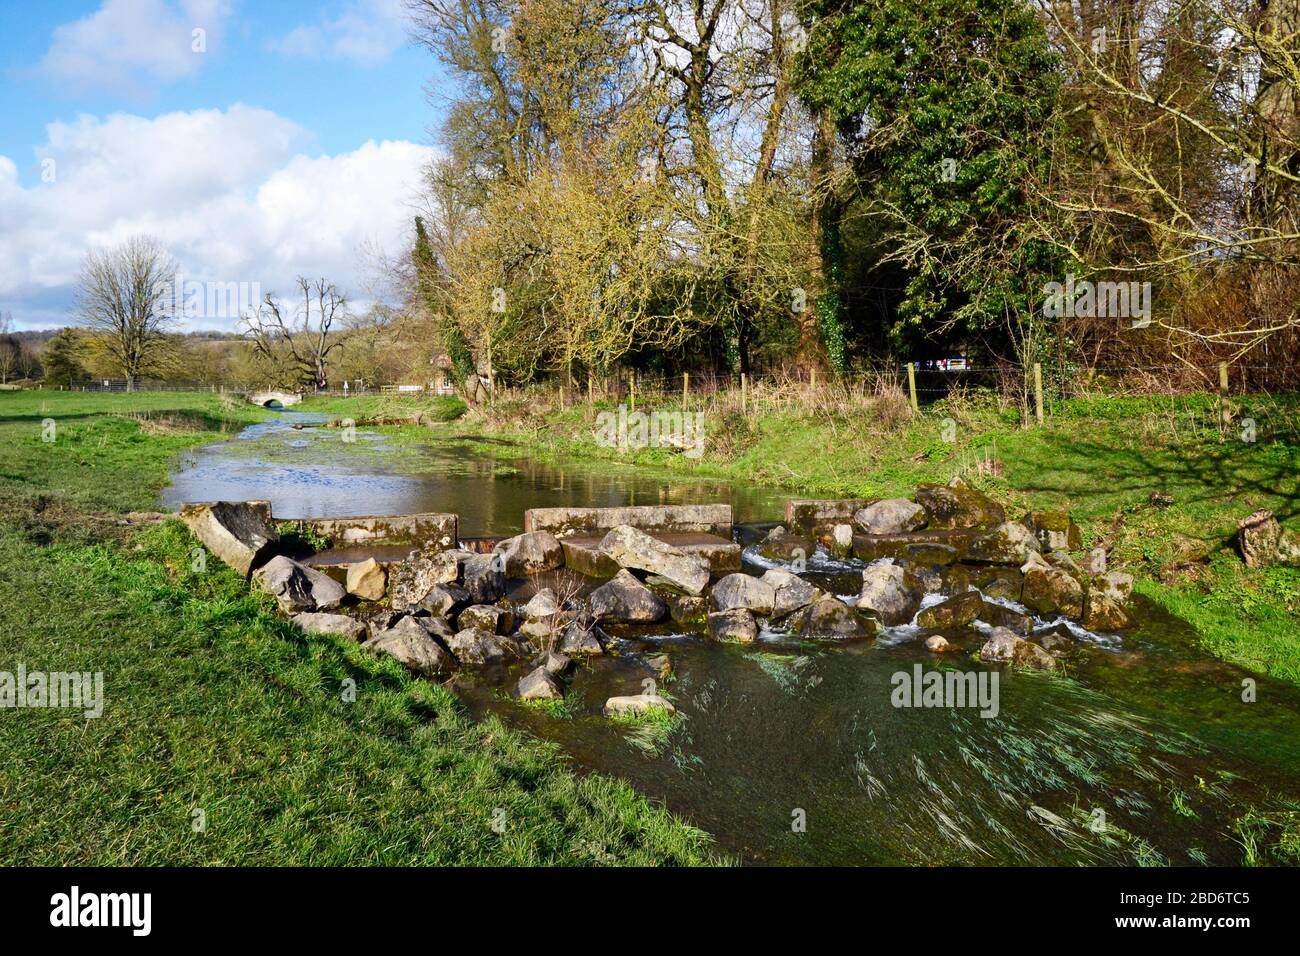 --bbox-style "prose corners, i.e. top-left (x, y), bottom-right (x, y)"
top-left (1219, 361), bottom-right (1230, 431)
top-left (629, 373), bottom-right (636, 412)
top-left (741, 372), bottom-right (748, 413)
top-left (587, 376), bottom-right (593, 407)
top-left (906, 362), bottom-right (919, 412)
top-left (683, 372), bottom-right (689, 410)
top-left (1033, 362), bottom-right (1044, 425)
